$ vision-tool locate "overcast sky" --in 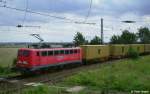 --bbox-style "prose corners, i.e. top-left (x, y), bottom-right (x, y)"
top-left (0, 0), bottom-right (150, 42)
